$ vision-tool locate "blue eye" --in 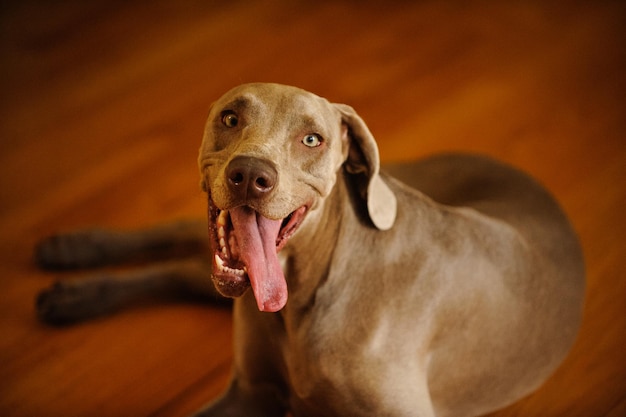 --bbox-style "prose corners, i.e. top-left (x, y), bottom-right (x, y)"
top-left (302, 134), bottom-right (323, 147)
